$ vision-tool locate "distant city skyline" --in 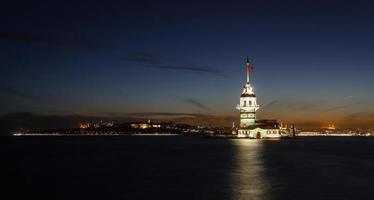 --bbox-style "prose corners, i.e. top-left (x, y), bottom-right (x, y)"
top-left (1, 0), bottom-right (374, 132)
